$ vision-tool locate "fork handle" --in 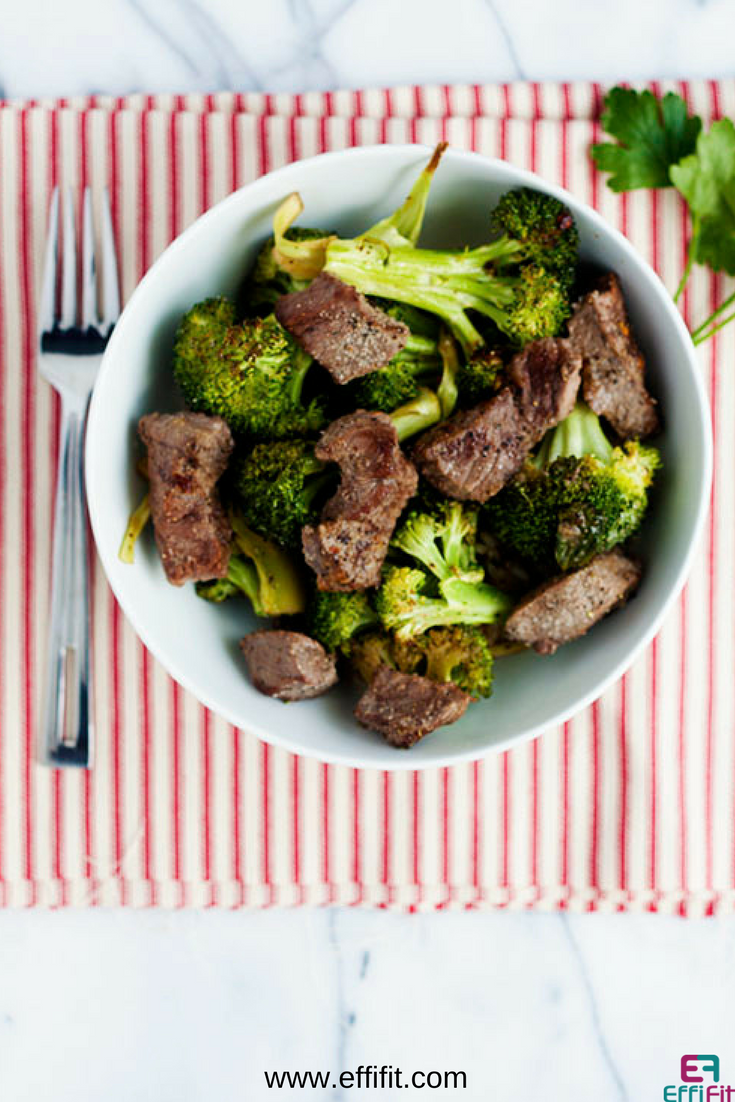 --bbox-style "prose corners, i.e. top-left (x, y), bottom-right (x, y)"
top-left (40, 397), bottom-right (93, 767)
